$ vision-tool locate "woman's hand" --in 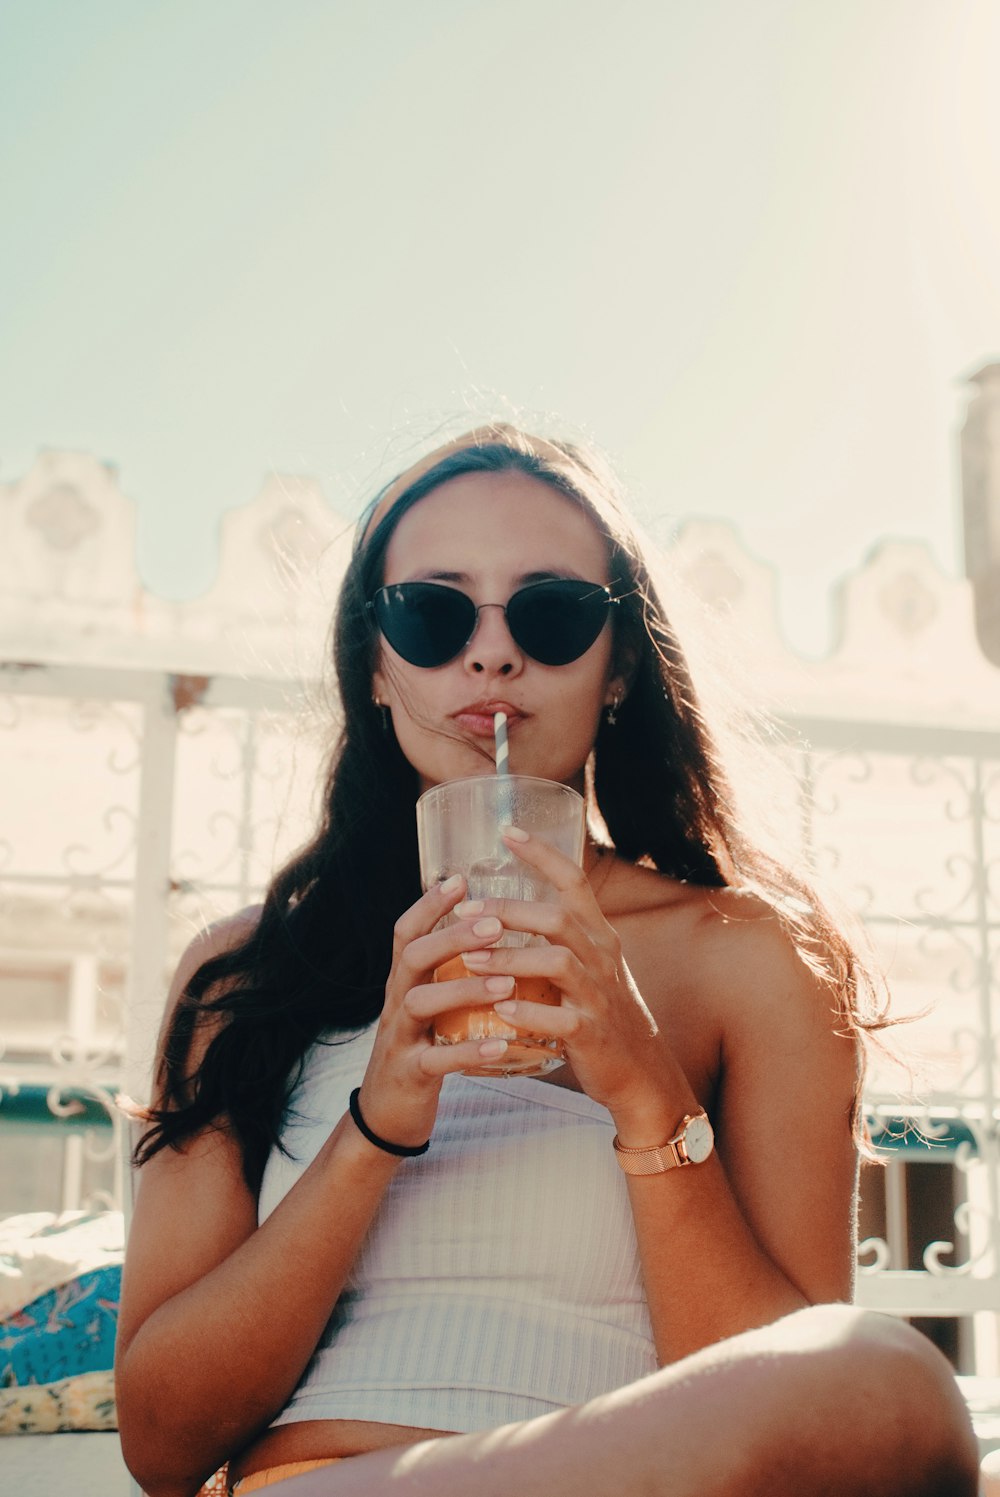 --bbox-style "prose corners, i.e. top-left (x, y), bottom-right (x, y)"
top-left (357, 874), bottom-right (520, 1149)
top-left (449, 828), bottom-right (677, 1133)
